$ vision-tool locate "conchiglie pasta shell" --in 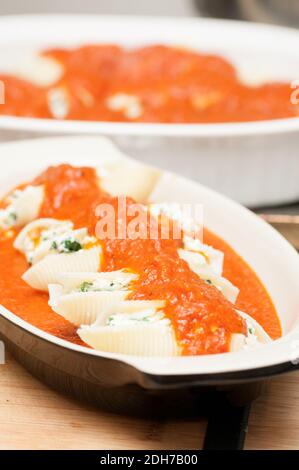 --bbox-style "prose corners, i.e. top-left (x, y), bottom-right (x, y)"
top-left (230, 311), bottom-right (271, 352)
top-left (204, 273), bottom-right (239, 304)
top-left (178, 249), bottom-right (206, 270)
top-left (14, 218), bottom-right (72, 252)
top-left (98, 160), bottom-right (161, 202)
top-left (78, 323), bottom-right (180, 357)
top-left (12, 186), bottom-right (44, 228)
top-left (0, 185), bottom-right (44, 230)
top-left (22, 247), bottom-right (102, 291)
top-left (178, 249), bottom-right (239, 303)
top-left (15, 54), bottom-right (63, 86)
top-left (117, 299), bottom-right (165, 314)
top-left (56, 270), bottom-right (138, 293)
top-left (183, 236), bottom-right (224, 276)
top-left (237, 310), bottom-right (271, 344)
top-left (49, 290), bottom-right (129, 326)
top-left (149, 203), bottom-right (203, 238)
top-left (230, 334), bottom-right (247, 352)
